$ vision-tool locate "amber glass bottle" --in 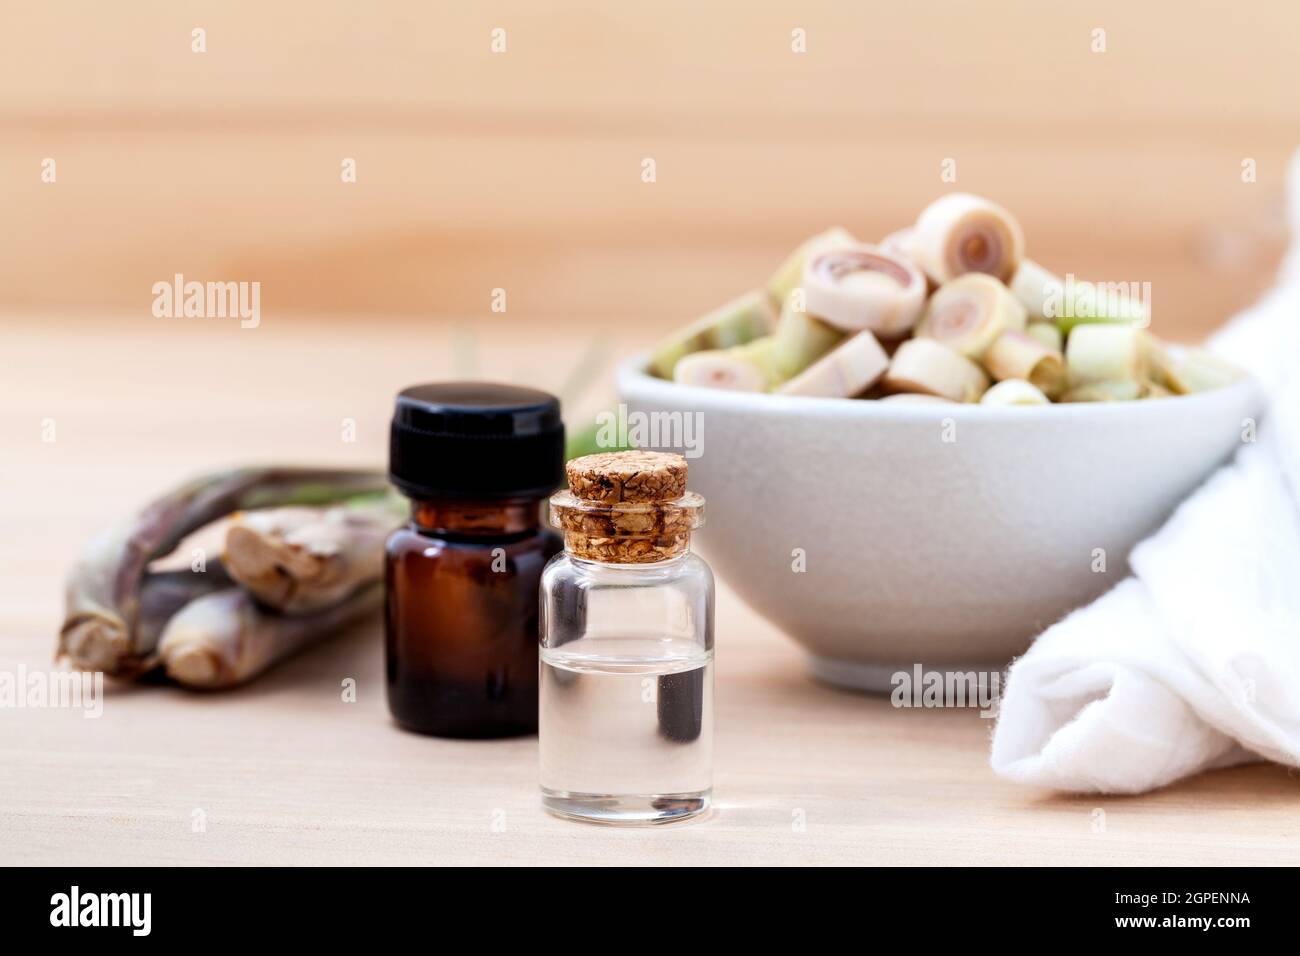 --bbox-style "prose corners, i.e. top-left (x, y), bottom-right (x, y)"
top-left (385, 383), bottom-right (564, 738)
